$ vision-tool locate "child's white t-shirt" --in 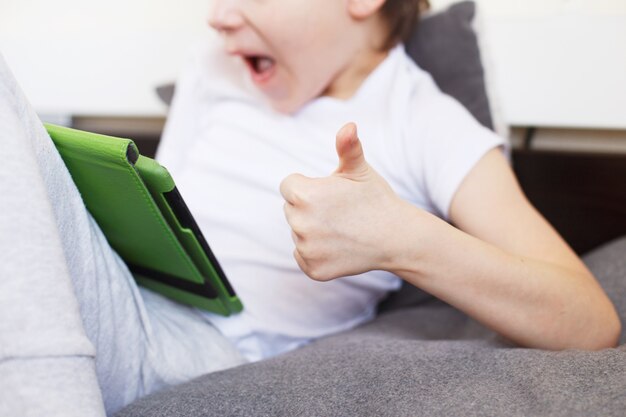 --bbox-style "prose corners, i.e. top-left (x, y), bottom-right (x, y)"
top-left (157, 40), bottom-right (507, 361)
